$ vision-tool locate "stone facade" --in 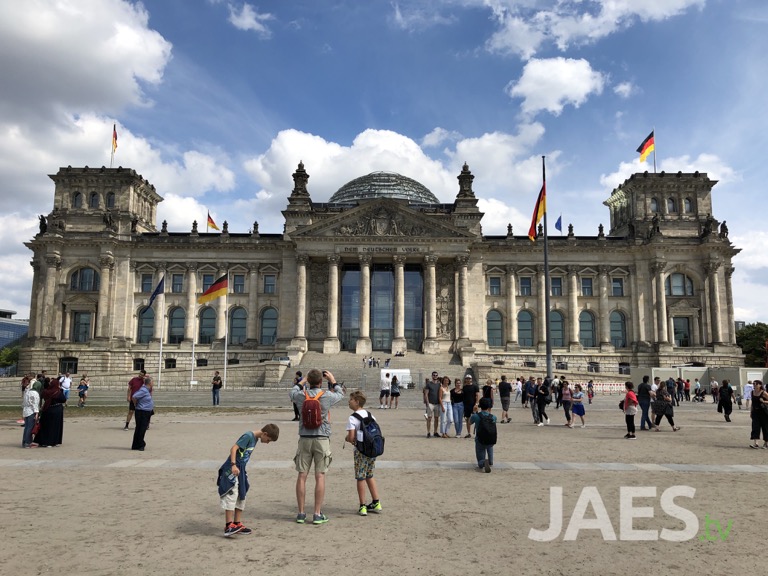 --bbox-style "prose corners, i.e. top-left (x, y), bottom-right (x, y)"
top-left (21, 163), bottom-right (743, 377)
